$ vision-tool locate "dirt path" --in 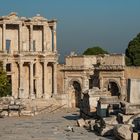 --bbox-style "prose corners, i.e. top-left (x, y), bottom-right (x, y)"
top-left (0, 108), bottom-right (110, 140)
